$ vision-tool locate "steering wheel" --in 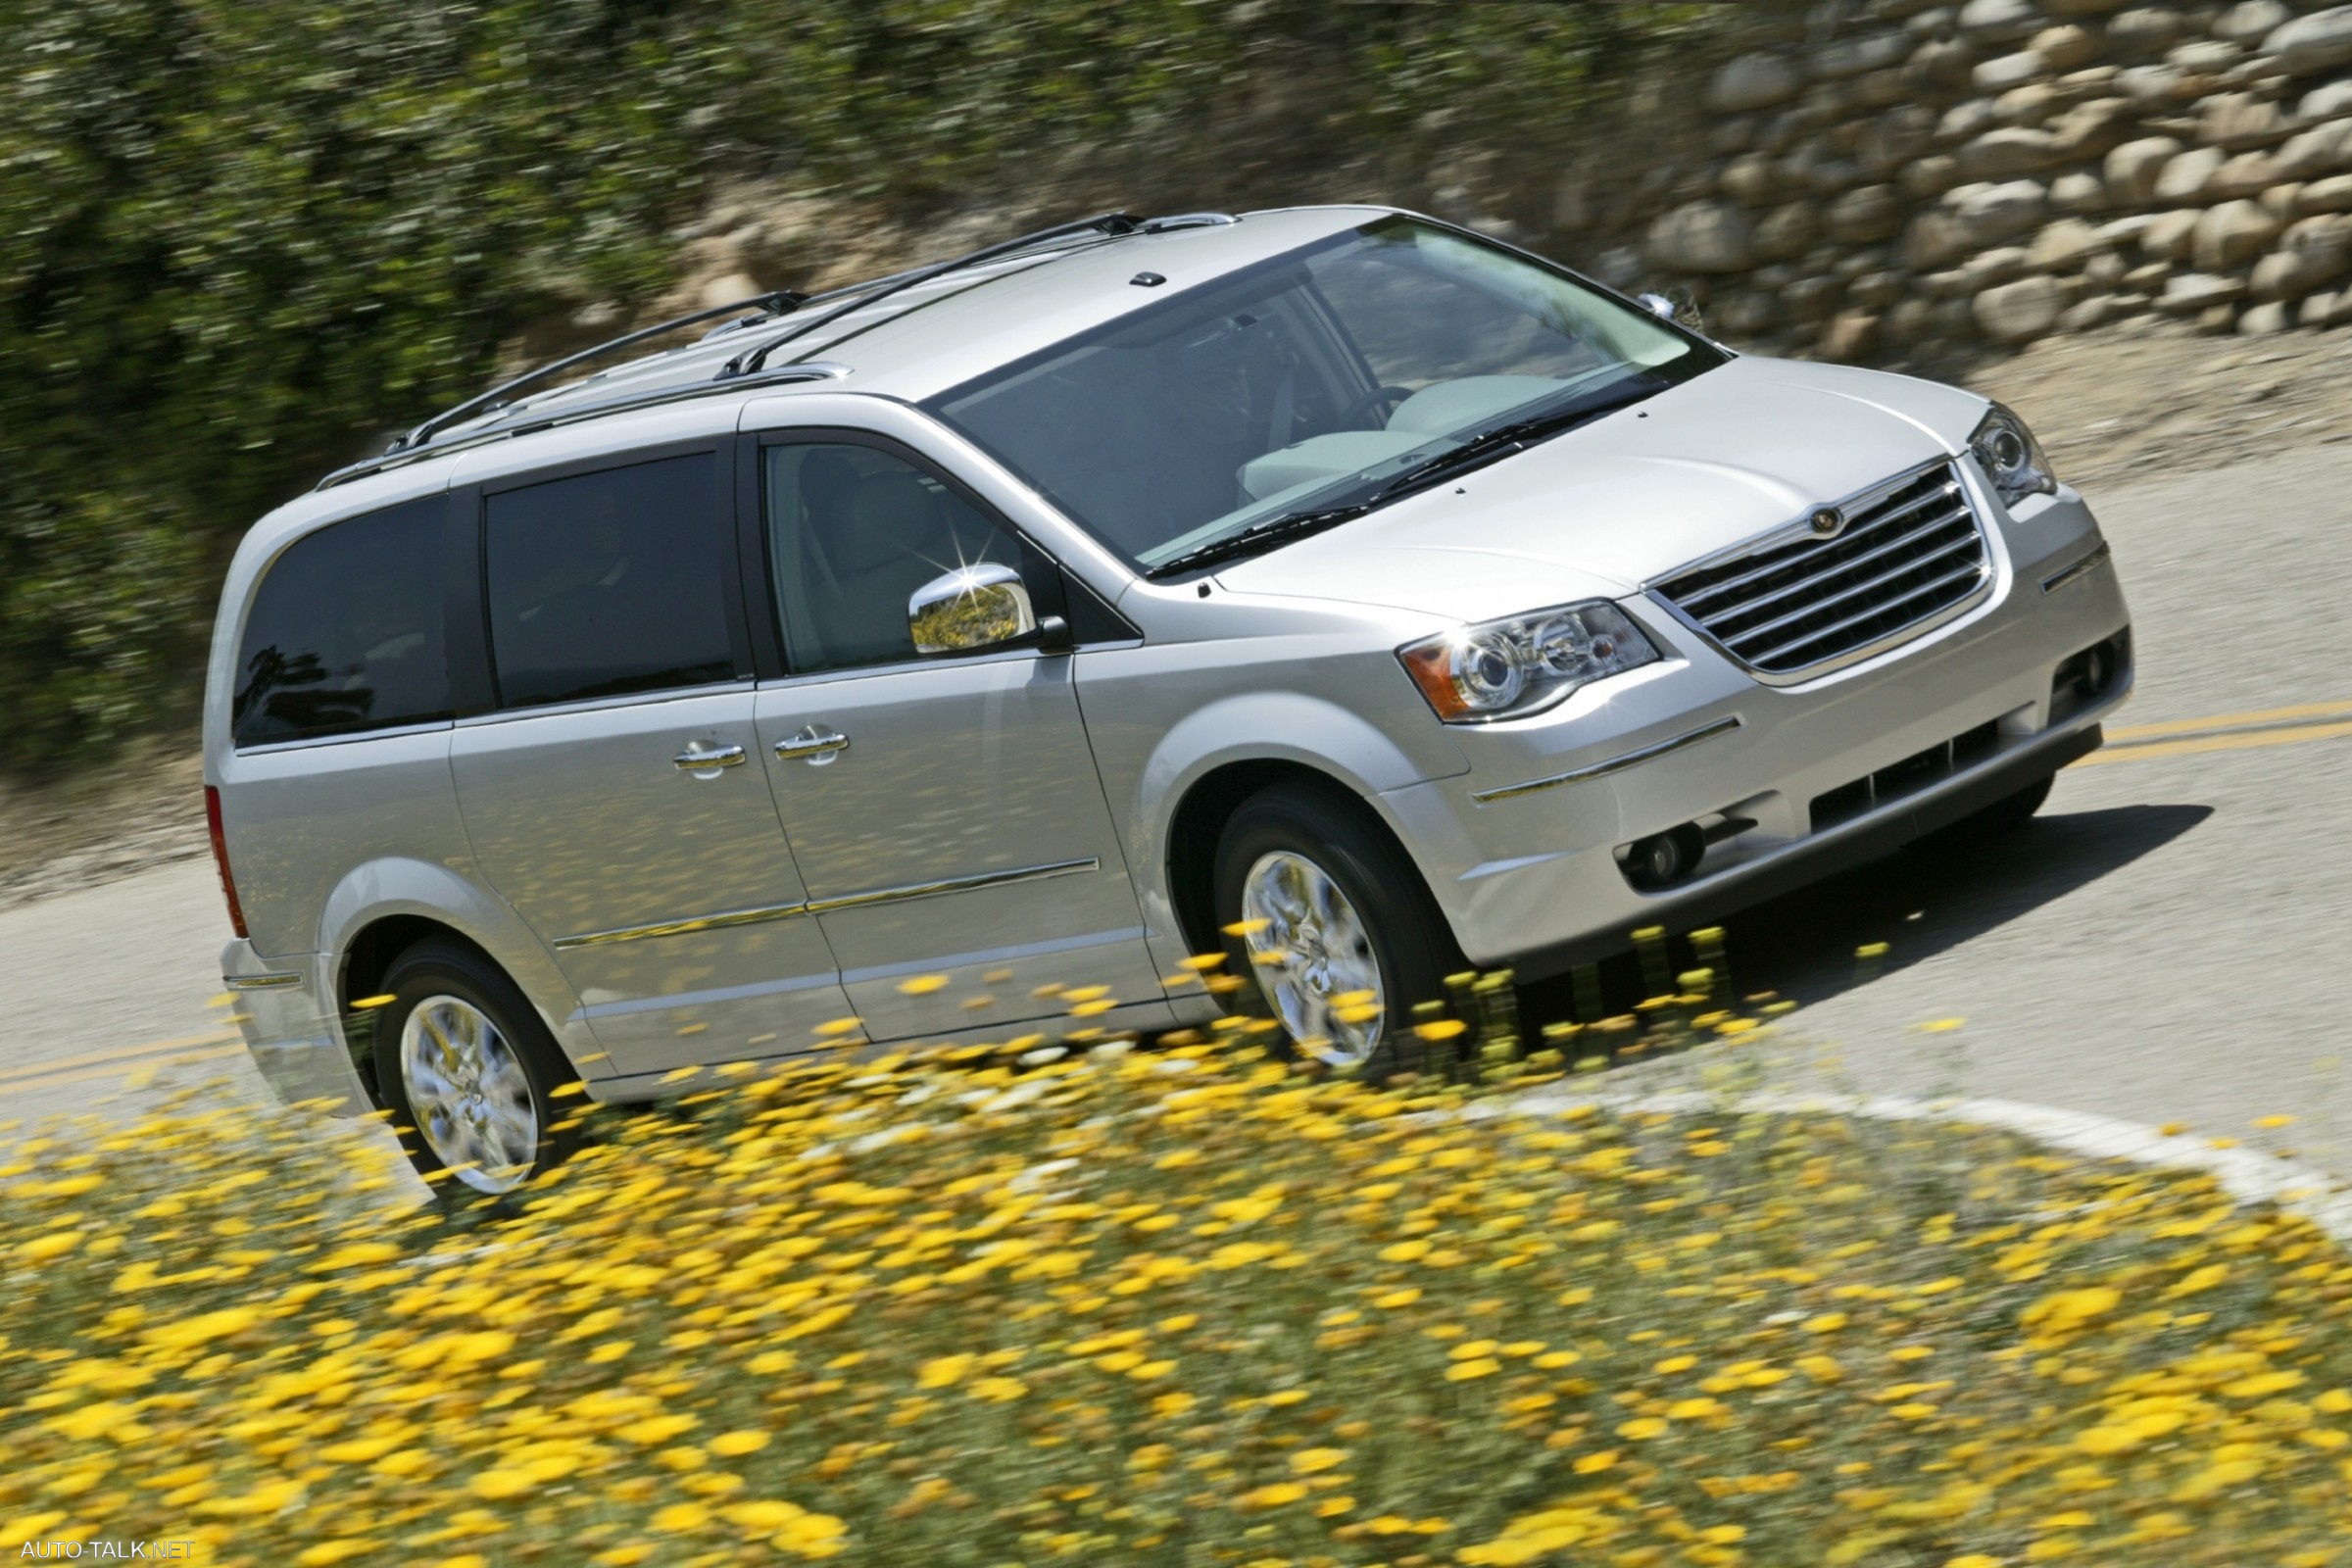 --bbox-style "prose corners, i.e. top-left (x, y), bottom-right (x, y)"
top-left (1341, 384), bottom-right (1417, 429)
